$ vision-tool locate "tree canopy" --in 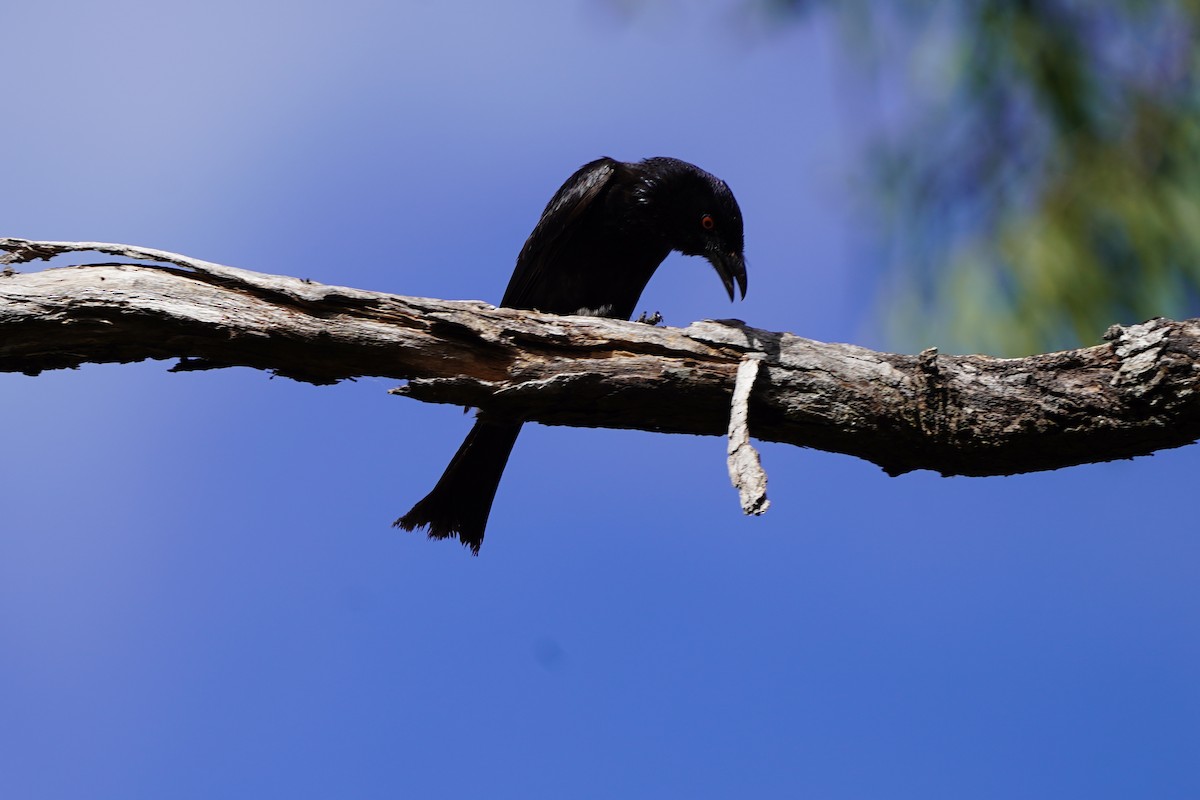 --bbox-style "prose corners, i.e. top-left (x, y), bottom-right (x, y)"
top-left (760, 0), bottom-right (1200, 355)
